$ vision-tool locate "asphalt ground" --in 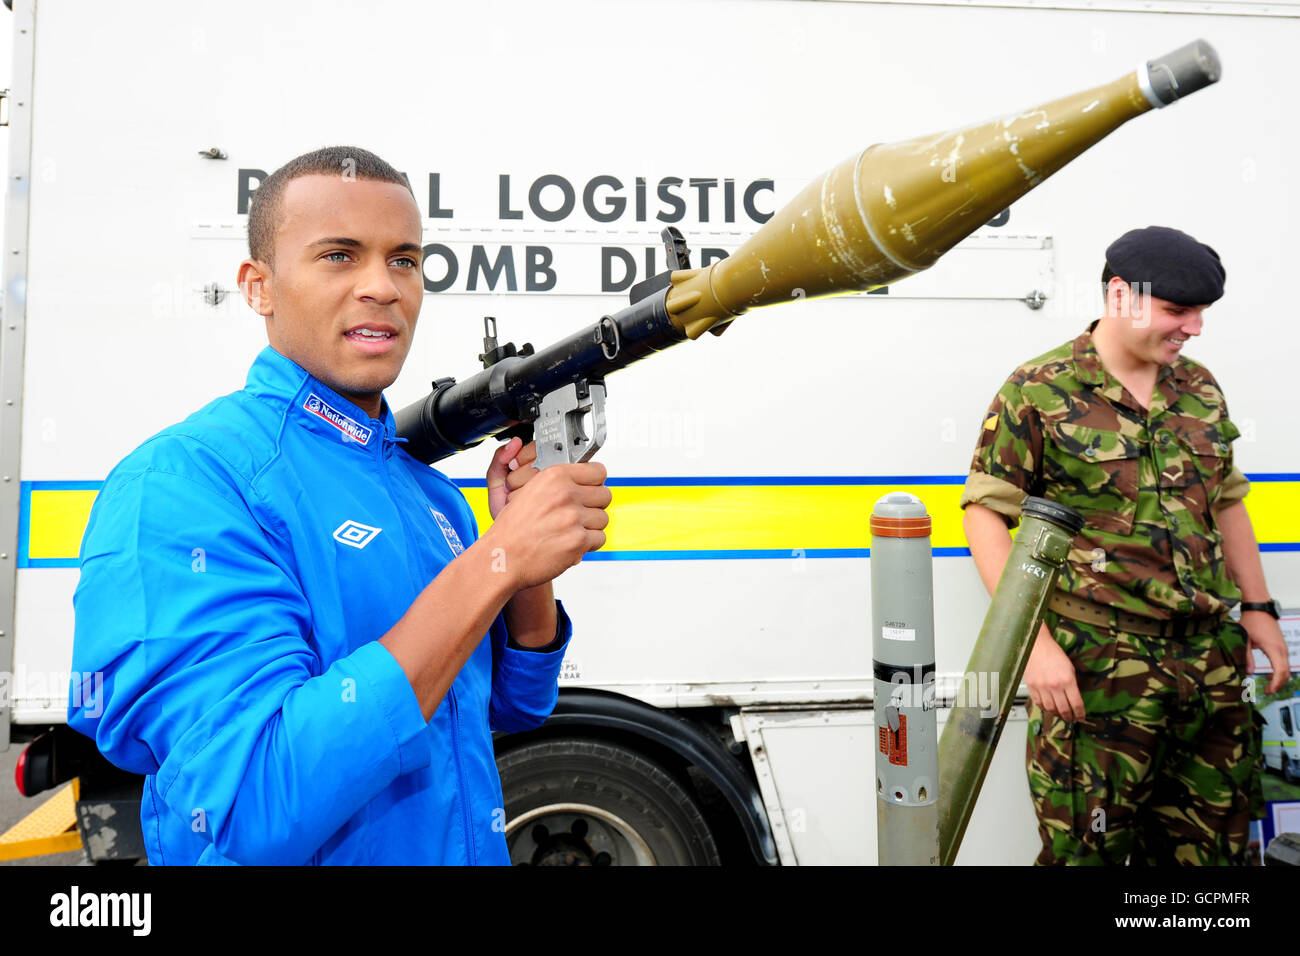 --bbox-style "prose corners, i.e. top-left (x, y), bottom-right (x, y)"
top-left (0, 742), bottom-right (85, 866)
